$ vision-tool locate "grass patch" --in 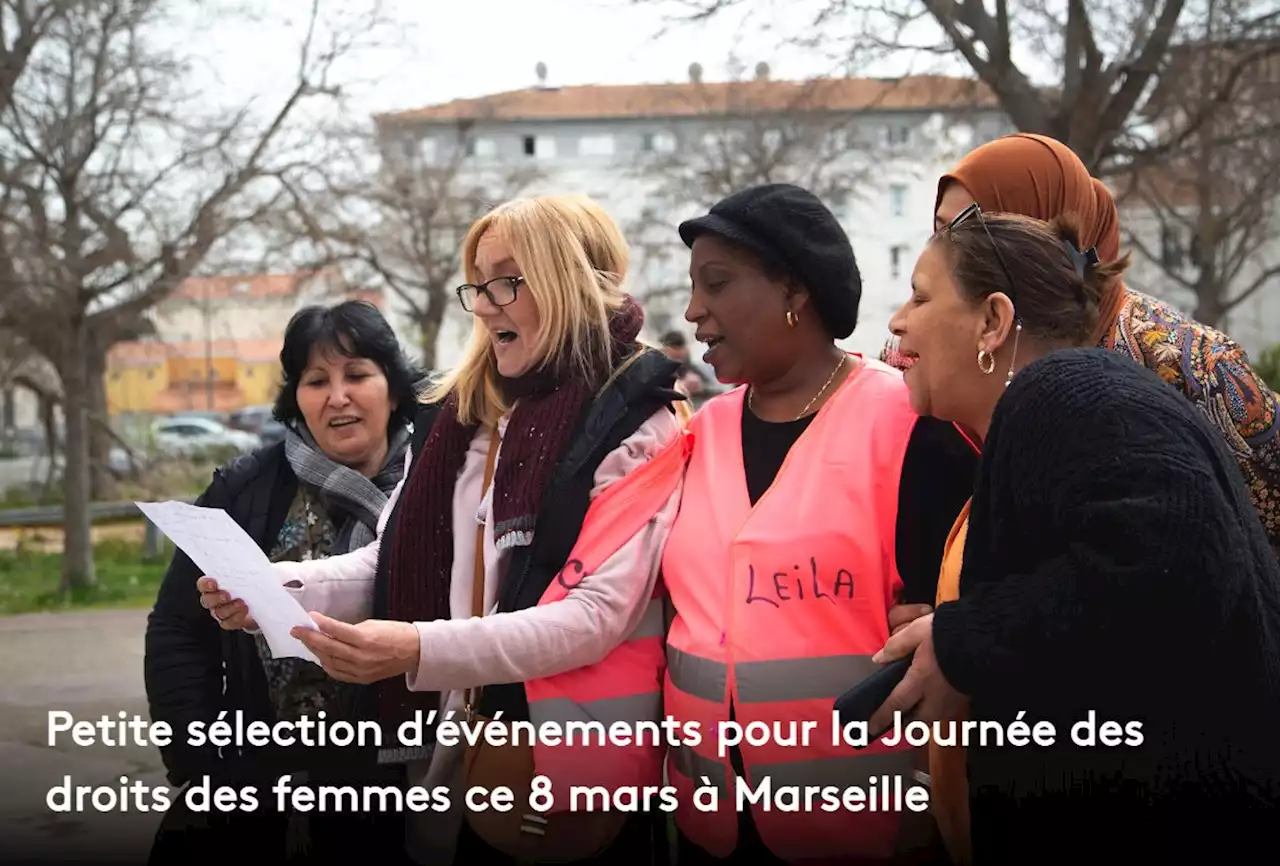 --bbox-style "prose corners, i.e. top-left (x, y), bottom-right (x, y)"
top-left (0, 536), bottom-right (171, 615)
